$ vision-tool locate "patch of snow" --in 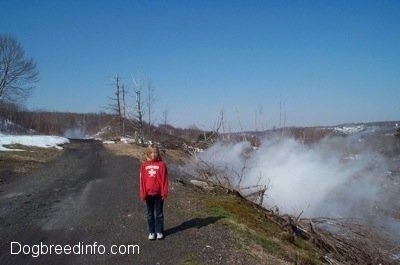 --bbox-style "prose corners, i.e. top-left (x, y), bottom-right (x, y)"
top-left (120, 137), bottom-right (135, 144)
top-left (334, 125), bottom-right (365, 135)
top-left (0, 135), bottom-right (70, 151)
top-left (102, 140), bottom-right (115, 144)
top-left (93, 125), bottom-right (112, 138)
